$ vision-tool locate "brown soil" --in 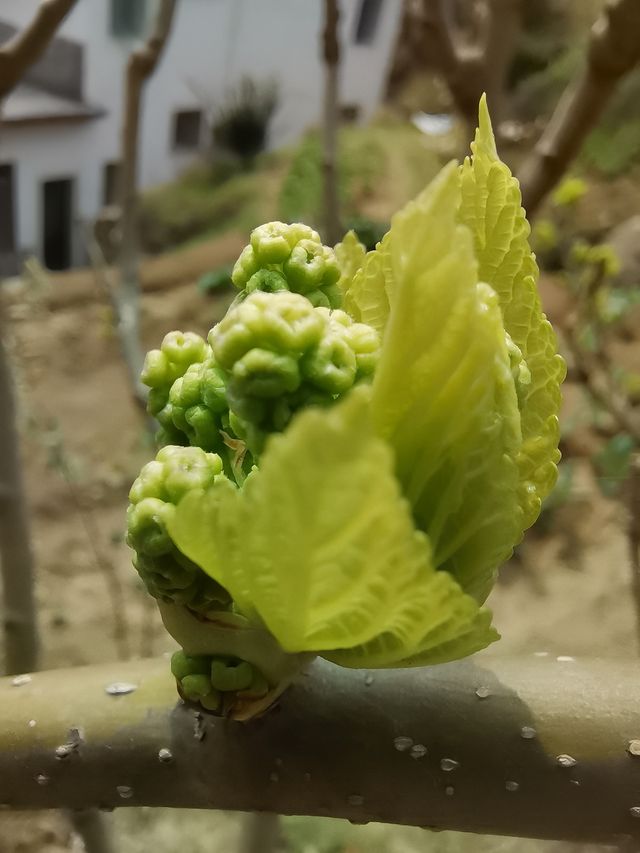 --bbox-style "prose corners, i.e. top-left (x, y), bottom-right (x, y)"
top-left (0, 235), bottom-right (636, 853)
